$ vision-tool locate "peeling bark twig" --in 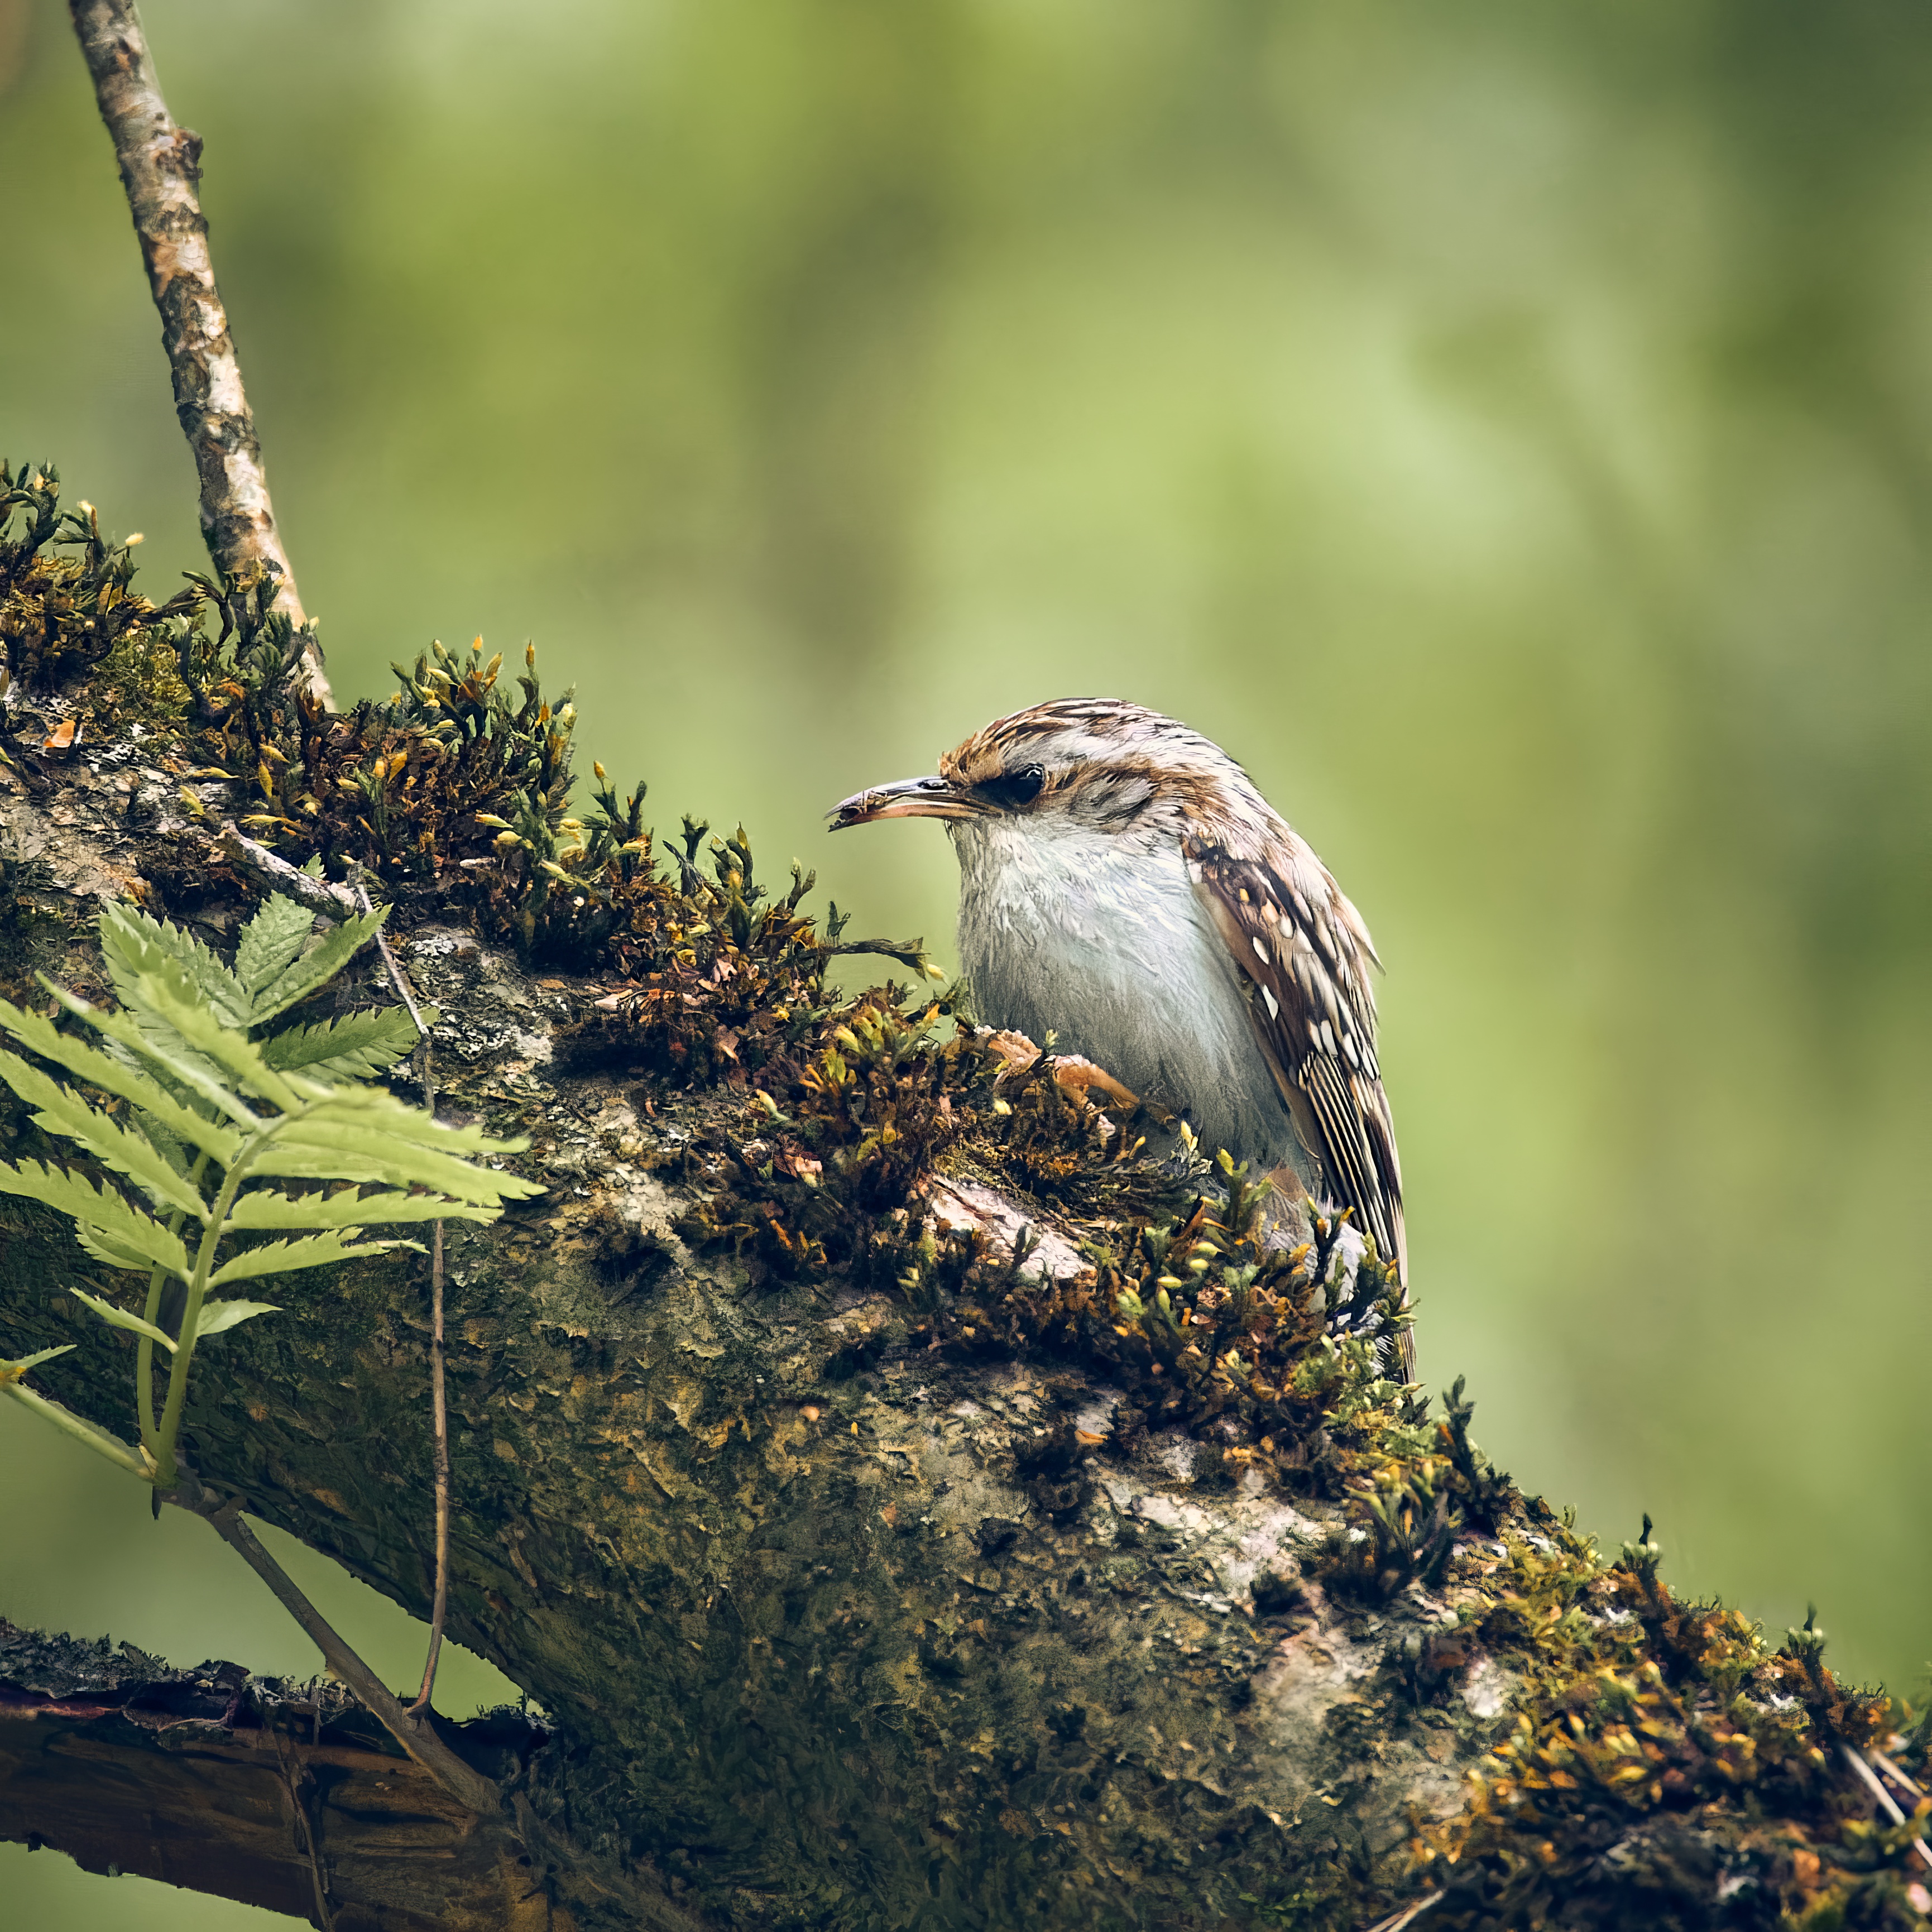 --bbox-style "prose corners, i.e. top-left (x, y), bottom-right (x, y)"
top-left (66, 0), bottom-right (331, 705)
top-left (215, 823), bottom-right (360, 917)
